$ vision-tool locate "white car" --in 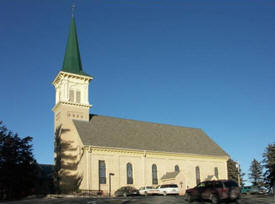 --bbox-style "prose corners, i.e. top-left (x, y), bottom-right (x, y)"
top-left (139, 186), bottom-right (155, 196)
top-left (157, 184), bottom-right (179, 196)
